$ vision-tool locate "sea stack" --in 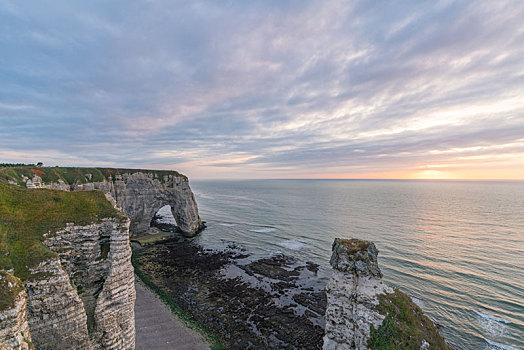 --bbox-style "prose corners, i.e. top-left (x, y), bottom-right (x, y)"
top-left (323, 238), bottom-right (449, 350)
